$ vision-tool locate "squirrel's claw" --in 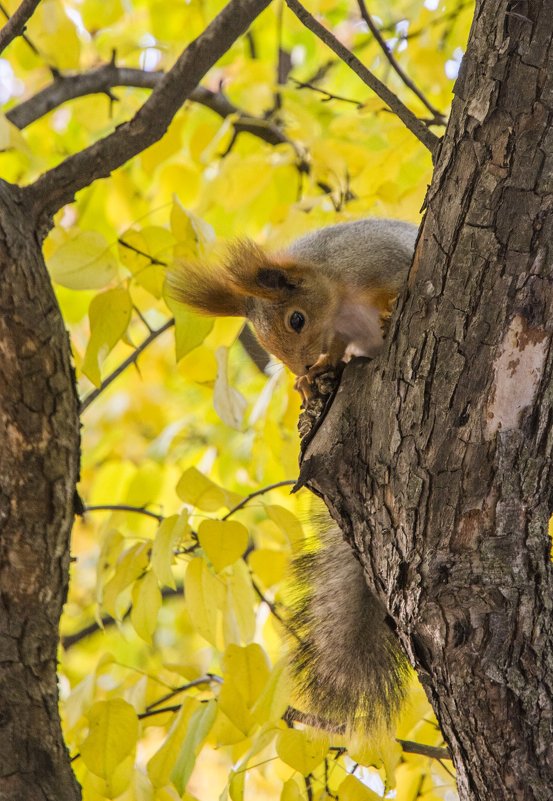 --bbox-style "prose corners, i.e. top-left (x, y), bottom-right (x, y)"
top-left (294, 374), bottom-right (314, 403)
